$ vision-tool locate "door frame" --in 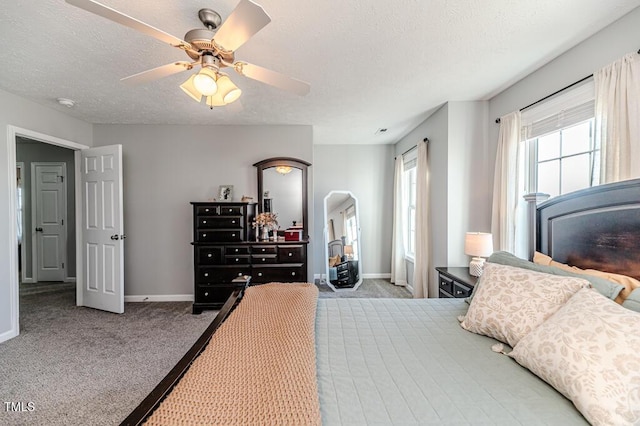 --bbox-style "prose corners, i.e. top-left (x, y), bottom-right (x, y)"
top-left (31, 162), bottom-right (68, 283)
top-left (6, 125), bottom-right (89, 340)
